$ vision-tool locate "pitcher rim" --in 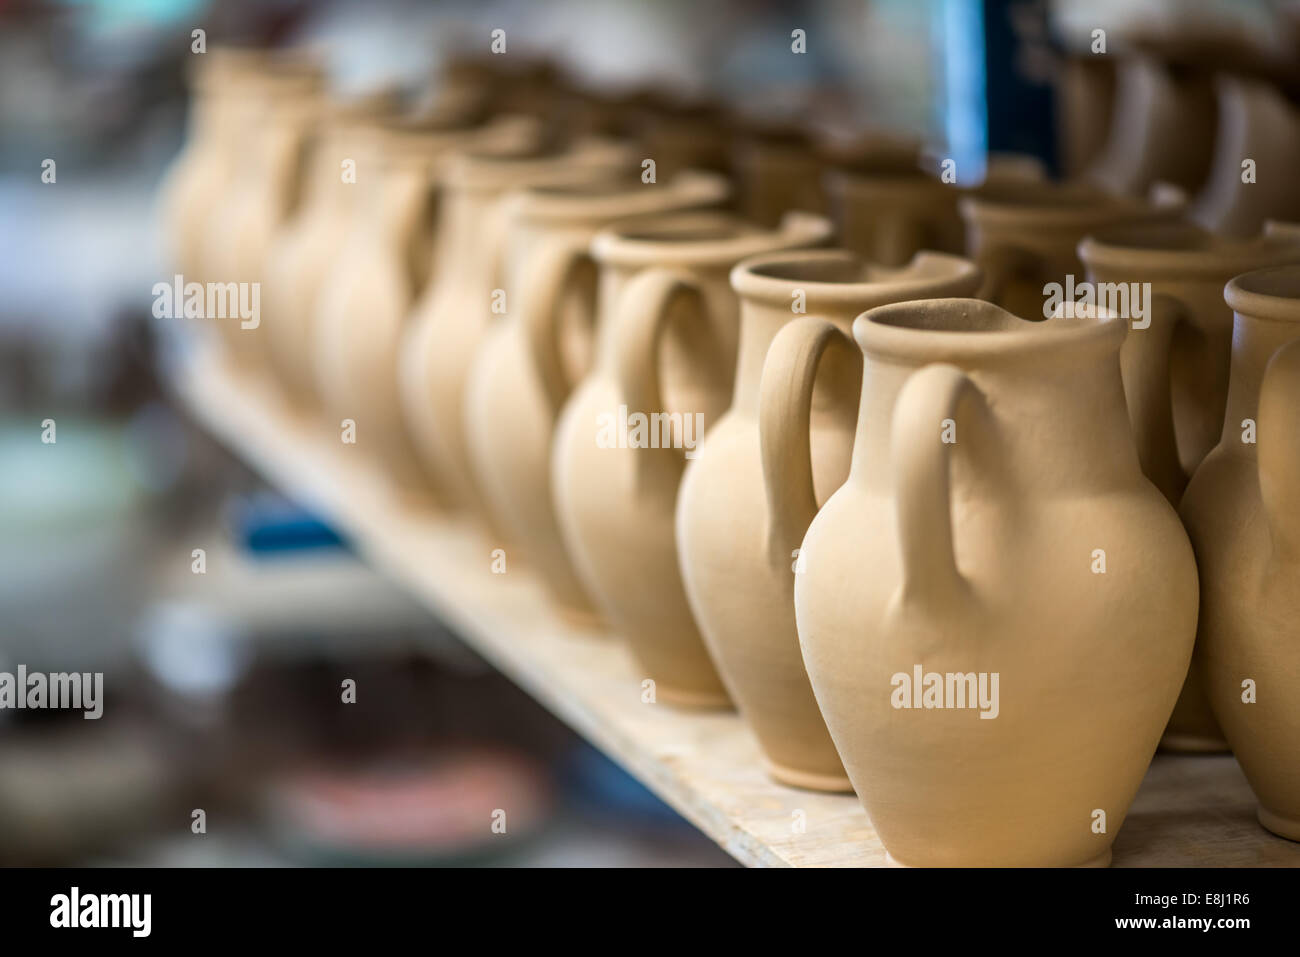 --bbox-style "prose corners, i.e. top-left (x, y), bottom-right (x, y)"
top-left (730, 249), bottom-right (981, 309)
top-left (1079, 225), bottom-right (1300, 279)
top-left (591, 210), bottom-right (831, 268)
top-left (1225, 264), bottom-right (1300, 324)
top-left (854, 297), bottom-right (1127, 360)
